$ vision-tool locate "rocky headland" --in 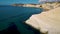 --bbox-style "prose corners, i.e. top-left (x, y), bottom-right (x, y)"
top-left (26, 7), bottom-right (60, 34)
top-left (11, 2), bottom-right (60, 11)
